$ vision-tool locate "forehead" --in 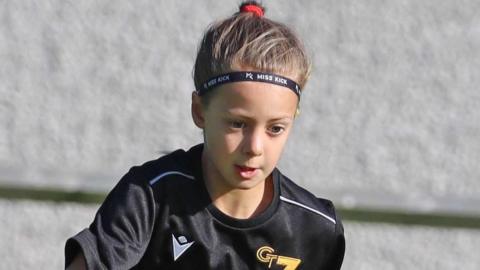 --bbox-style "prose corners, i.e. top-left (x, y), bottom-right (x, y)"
top-left (206, 81), bottom-right (298, 118)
